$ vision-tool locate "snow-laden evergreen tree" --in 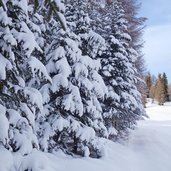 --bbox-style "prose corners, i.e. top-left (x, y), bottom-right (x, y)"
top-left (72, 0), bottom-right (119, 138)
top-left (145, 72), bottom-right (152, 98)
top-left (39, 2), bottom-right (108, 157)
top-left (85, 0), bottom-right (144, 137)
top-left (89, 0), bottom-right (147, 109)
top-left (0, 0), bottom-right (50, 158)
top-left (120, 0), bottom-right (147, 107)
top-left (100, 0), bottom-right (144, 138)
